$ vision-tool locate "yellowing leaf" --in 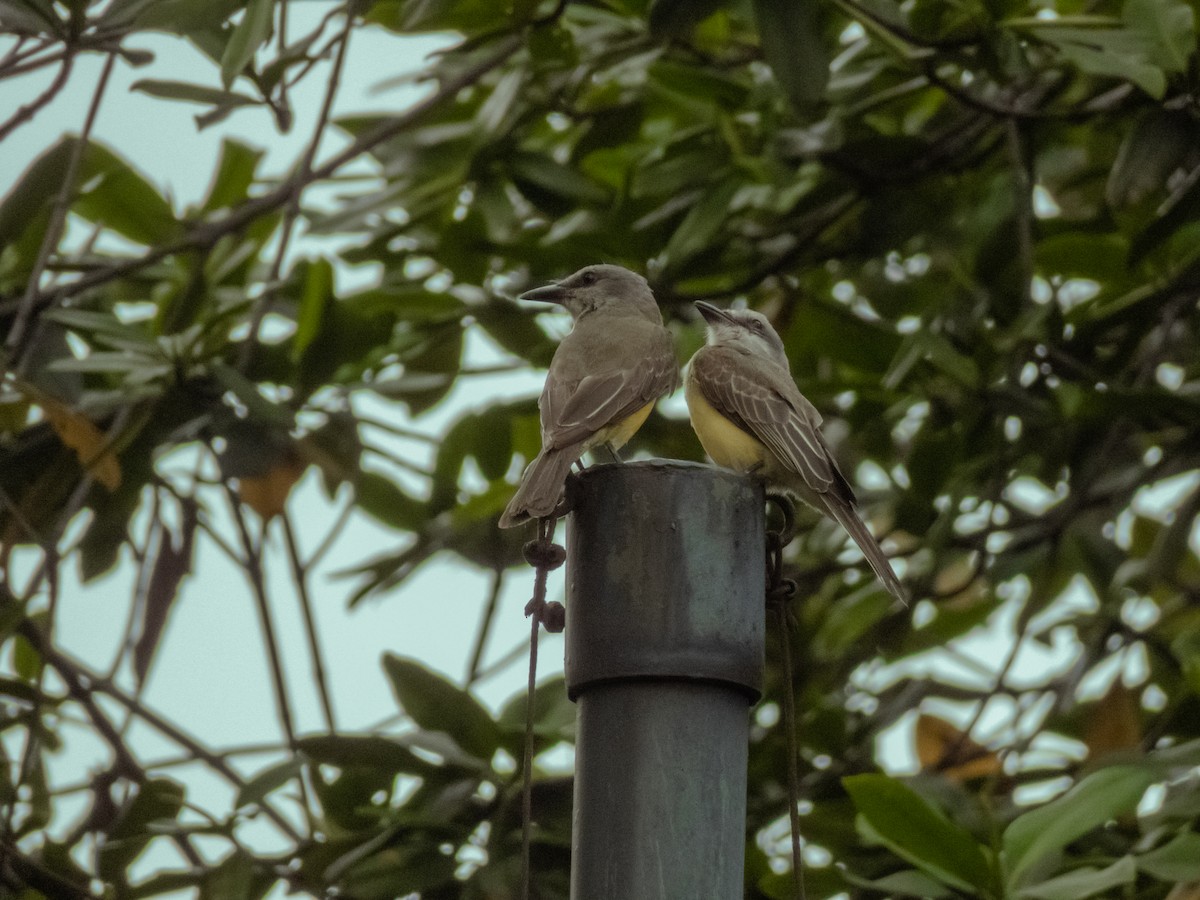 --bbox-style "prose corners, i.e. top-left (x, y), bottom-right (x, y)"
top-left (916, 713), bottom-right (1002, 782)
top-left (1166, 882), bottom-right (1200, 900)
top-left (41, 398), bottom-right (121, 491)
top-left (237, 455), bottom-right (306, 520)
top-left (1084, 680), bottom-right (1142, 761)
